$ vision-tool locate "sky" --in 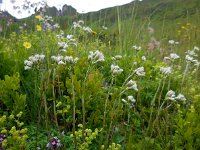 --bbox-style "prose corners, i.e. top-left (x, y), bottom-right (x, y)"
top-left (0, 0), bottom-right (138, 19)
